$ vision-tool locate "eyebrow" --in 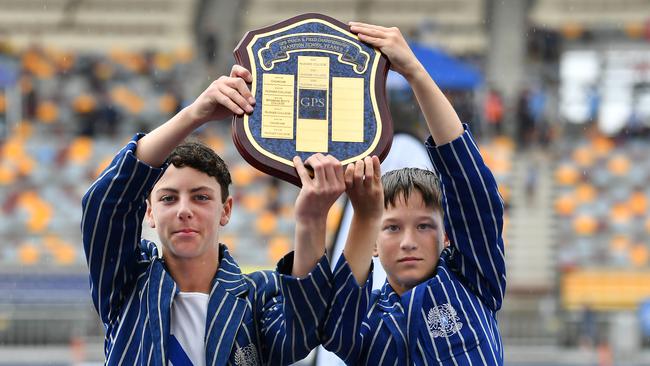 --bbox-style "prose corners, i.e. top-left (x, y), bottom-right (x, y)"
top-left (382, 215), bottom-right (437, 223)
top-left (155, 186), bottom-right (216, 194)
